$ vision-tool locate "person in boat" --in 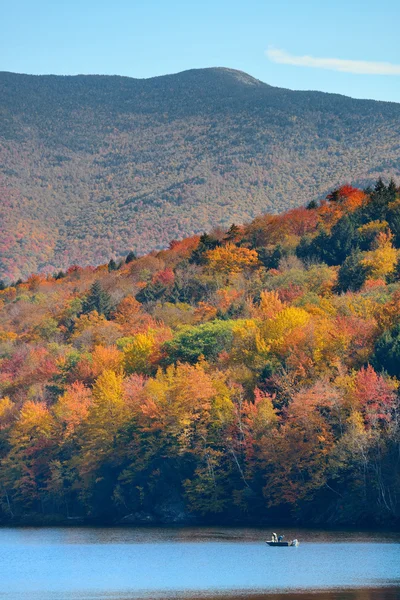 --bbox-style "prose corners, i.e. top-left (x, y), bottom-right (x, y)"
top-left (272, 533), bottom-right (278, 542)
top-left (278, 535), bottom-right (284, 542)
